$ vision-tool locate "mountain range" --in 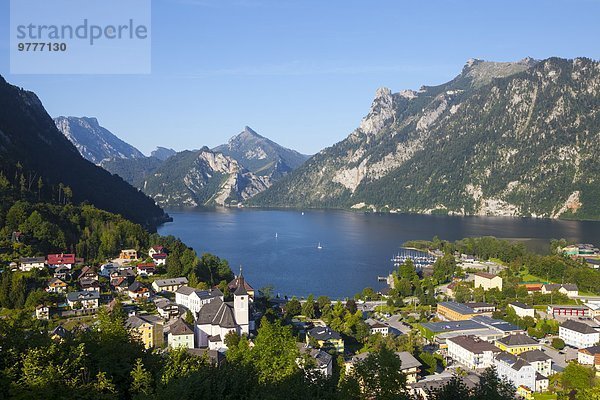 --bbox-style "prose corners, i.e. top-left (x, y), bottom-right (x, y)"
top-left (0, 76), bottom-right (168, 229)
top-left (78, 125), bottom-right (310, 207)
top-left (54, 116), bottom-right (145, 164)
top-left (252, 57), bottom-right (600, 220)
top-left (47, 56), bottom-right (600, 219)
